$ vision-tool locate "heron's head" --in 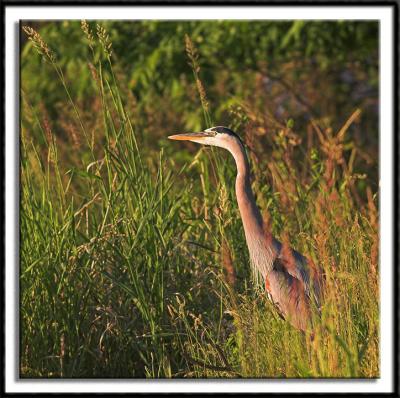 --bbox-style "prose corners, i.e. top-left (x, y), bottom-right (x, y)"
top-left (168, 126), bottom-right (243, 151)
